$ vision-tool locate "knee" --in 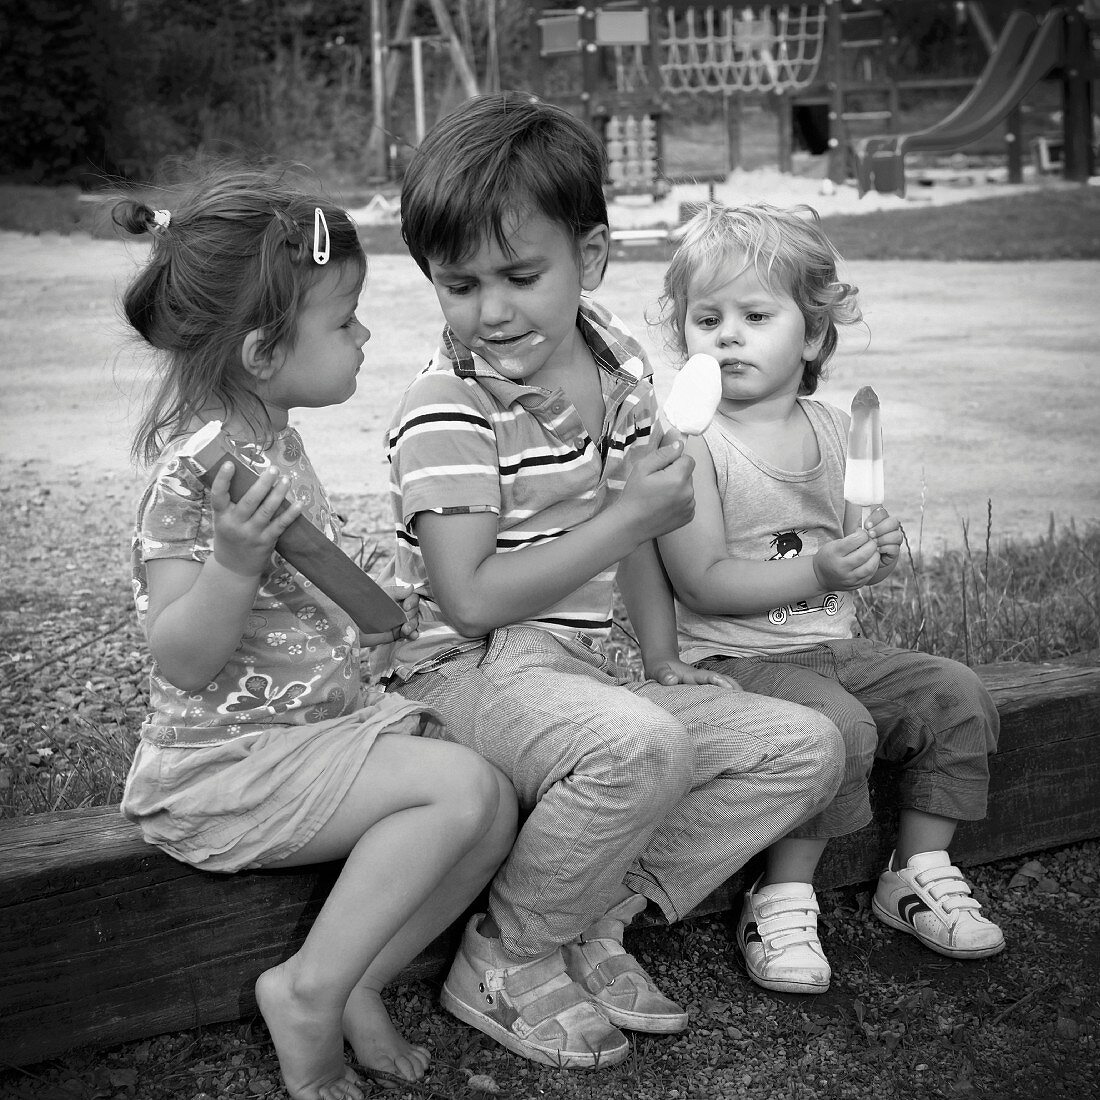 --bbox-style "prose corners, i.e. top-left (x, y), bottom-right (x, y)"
top-left (443, 751), bottom-right (517, 846)
top-left (781, 707), bottom-right (846, 794)
top-left (930, 660), bottom-right (1000, 749)
top-left (605, 717), bottom-right (694, 797)
top-left (838, 713), bottom-right (879, 777)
